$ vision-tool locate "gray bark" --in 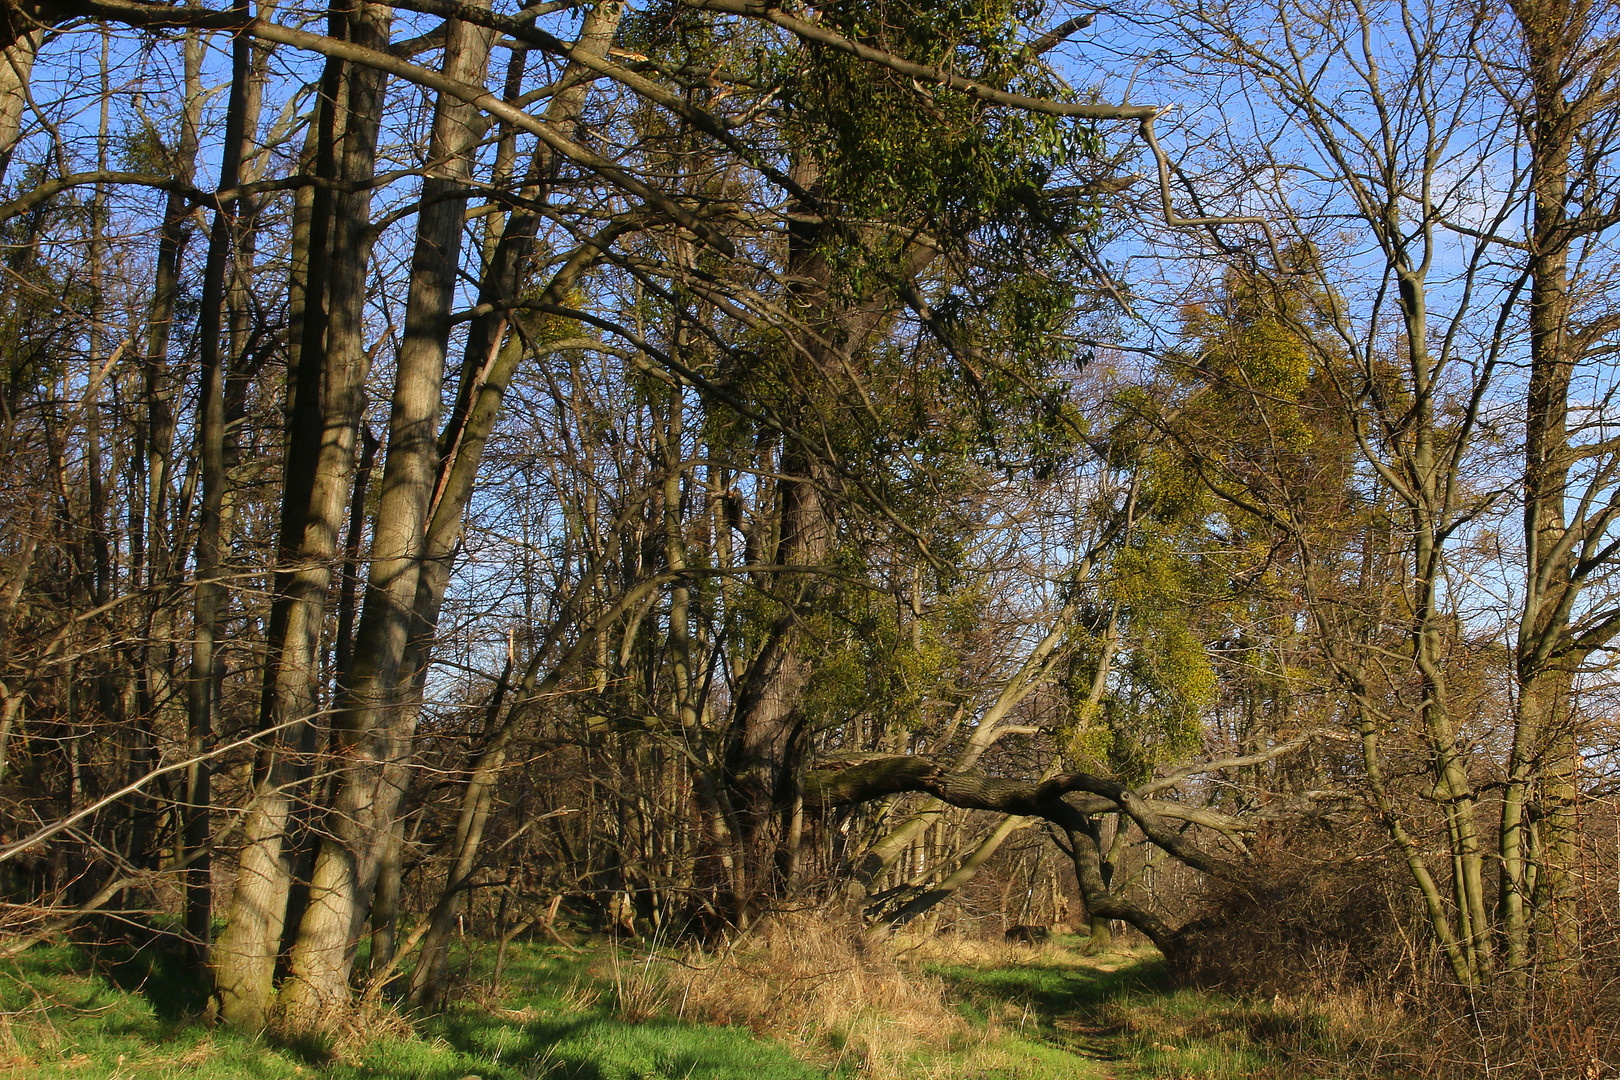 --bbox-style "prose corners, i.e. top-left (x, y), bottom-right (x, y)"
top-left (0, 30), bottom-right (42, 183)
top-left (184, 0), bottom-right (255, 972)
top-left (280, 0), bottom-right (500, 1028)
top-left (214, 0), bottom-right (382, 1028)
